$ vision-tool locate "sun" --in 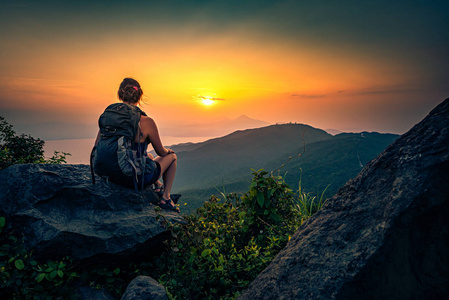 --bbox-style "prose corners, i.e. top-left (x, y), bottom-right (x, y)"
top-left (196, 93), bottom-right (222, 106)
top-left (202, 98), bottom-right (214, 106)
